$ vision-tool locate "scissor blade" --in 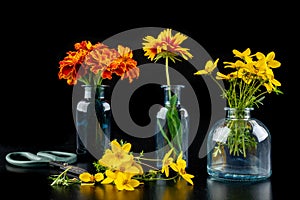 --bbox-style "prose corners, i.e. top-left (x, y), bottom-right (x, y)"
top-left (49, 161), bottom-right (87, 176)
